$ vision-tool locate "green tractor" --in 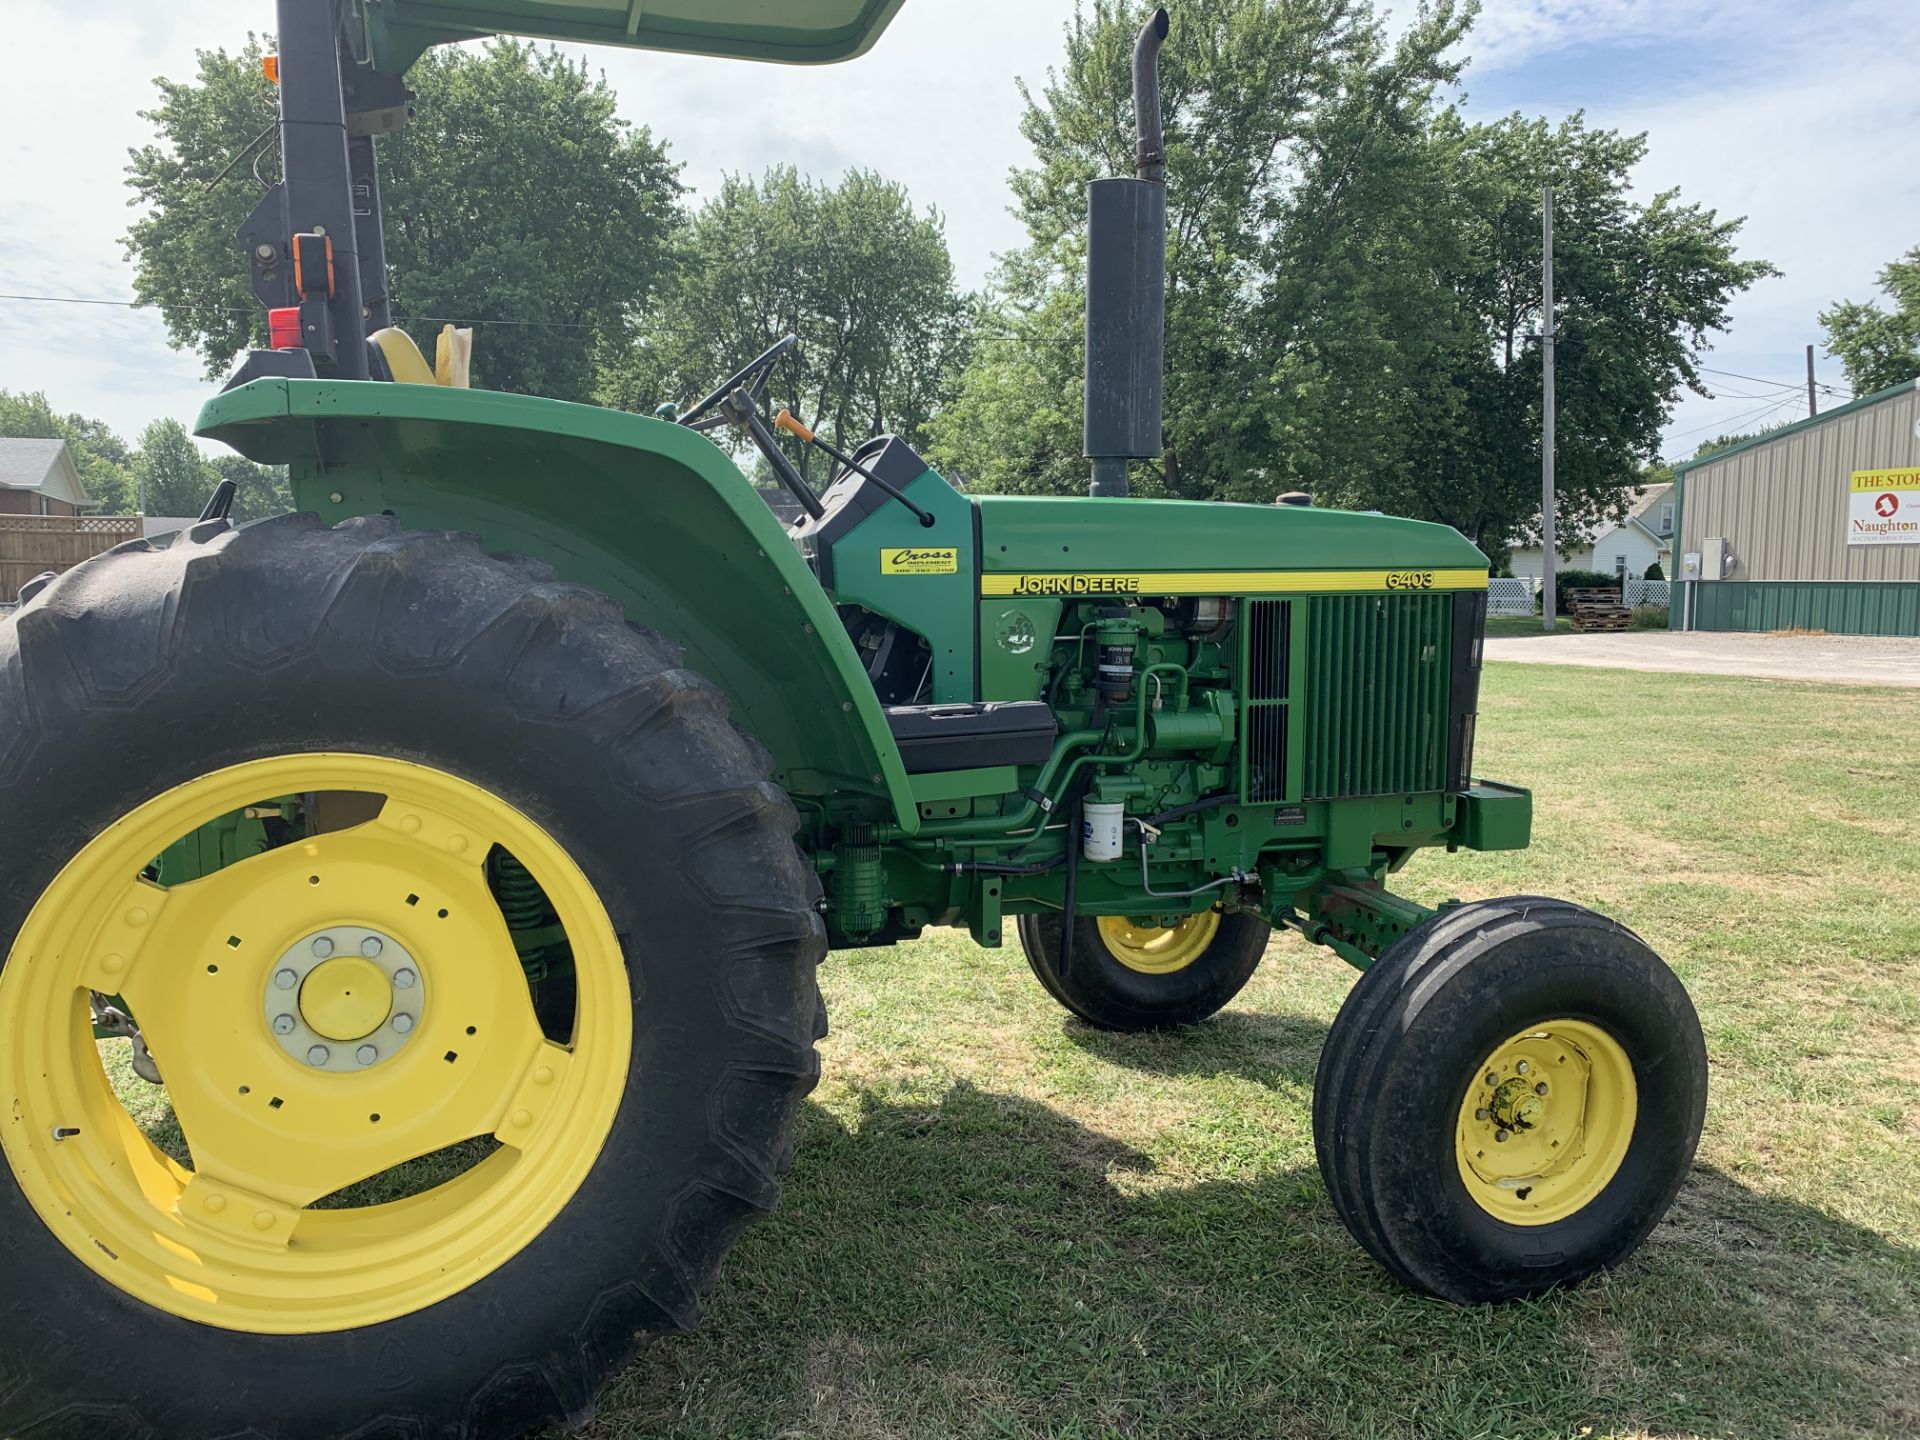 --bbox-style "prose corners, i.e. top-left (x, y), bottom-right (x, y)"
top-left (0, 3), bottom-right (1707, 1436)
